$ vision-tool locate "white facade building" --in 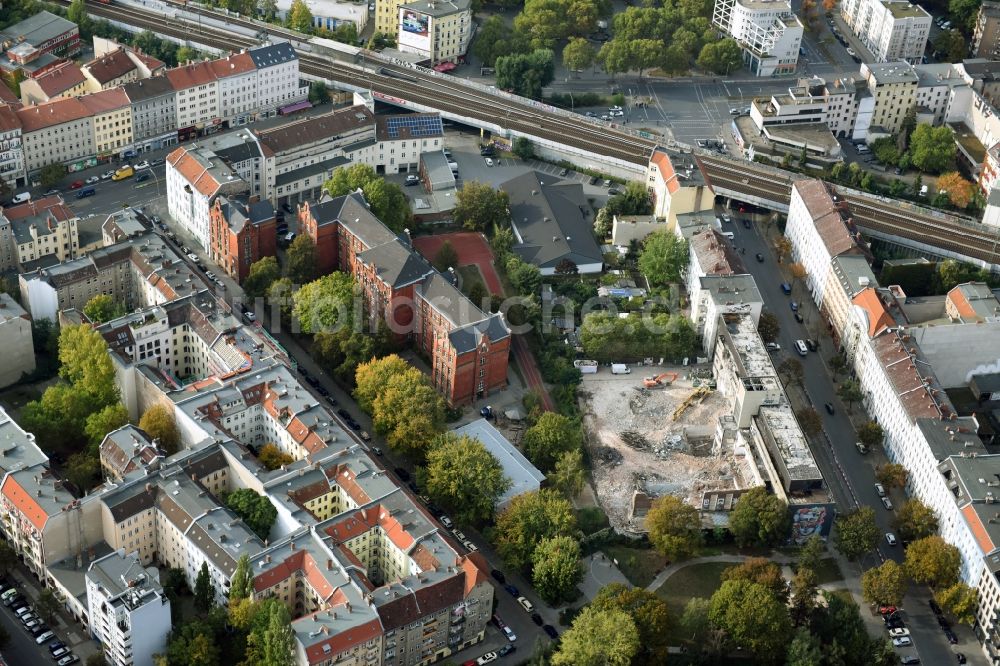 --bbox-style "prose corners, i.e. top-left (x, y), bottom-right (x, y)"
top-left (248, 43), bottom-right (307, 115)
top-left (0, 105), bottom-right (25, 189)
top-left (211, 52), bottom-right (259, 126)
top-left (166, 61), bottom-right (220, 133)
top-left (166, 144), bottom-right (249, 250)
top-left (840, 0), bottom-right (931, 64)
top-left (712, 0), bottom-right (802, 77)
top-left (16, 97), bottom-right (94, 173)
top-left (86, 549), bottom-right (171, 666)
